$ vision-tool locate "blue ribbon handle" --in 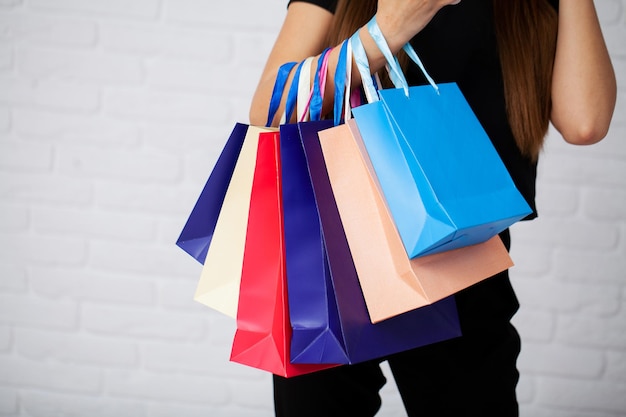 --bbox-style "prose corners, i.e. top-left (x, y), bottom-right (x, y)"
top-left (284, 60), bottom-right (305, 123)
top-left (266, 61), bottom-right (297, 127)
top-left (309, 47), bottom-right (332, 122)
